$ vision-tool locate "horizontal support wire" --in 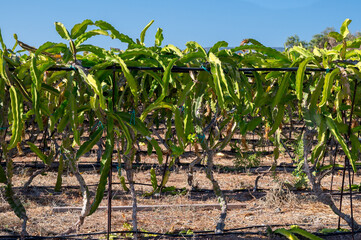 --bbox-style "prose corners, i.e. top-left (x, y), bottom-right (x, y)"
top-left (9, 66), bottom-right (333, 73)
